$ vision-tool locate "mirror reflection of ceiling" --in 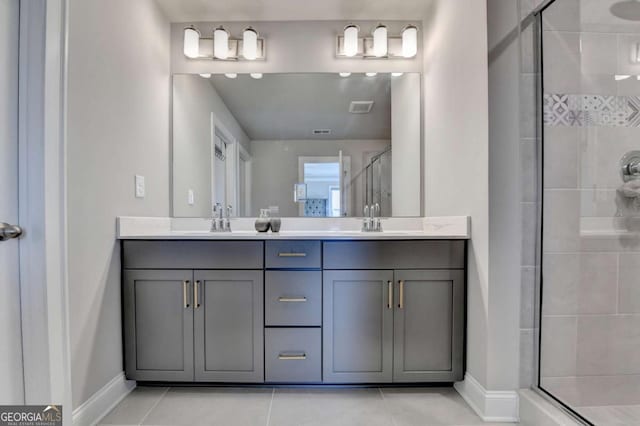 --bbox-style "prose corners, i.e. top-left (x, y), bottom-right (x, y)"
top-left (208, 73), bottom-right (392, 140)
top-left (155, 0), bottom-right (431, 22)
